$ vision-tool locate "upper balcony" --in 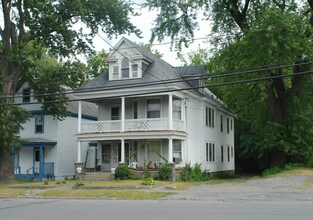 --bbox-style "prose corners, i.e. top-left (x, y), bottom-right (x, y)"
top-left (77, 93), bottom-right (186, 135)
